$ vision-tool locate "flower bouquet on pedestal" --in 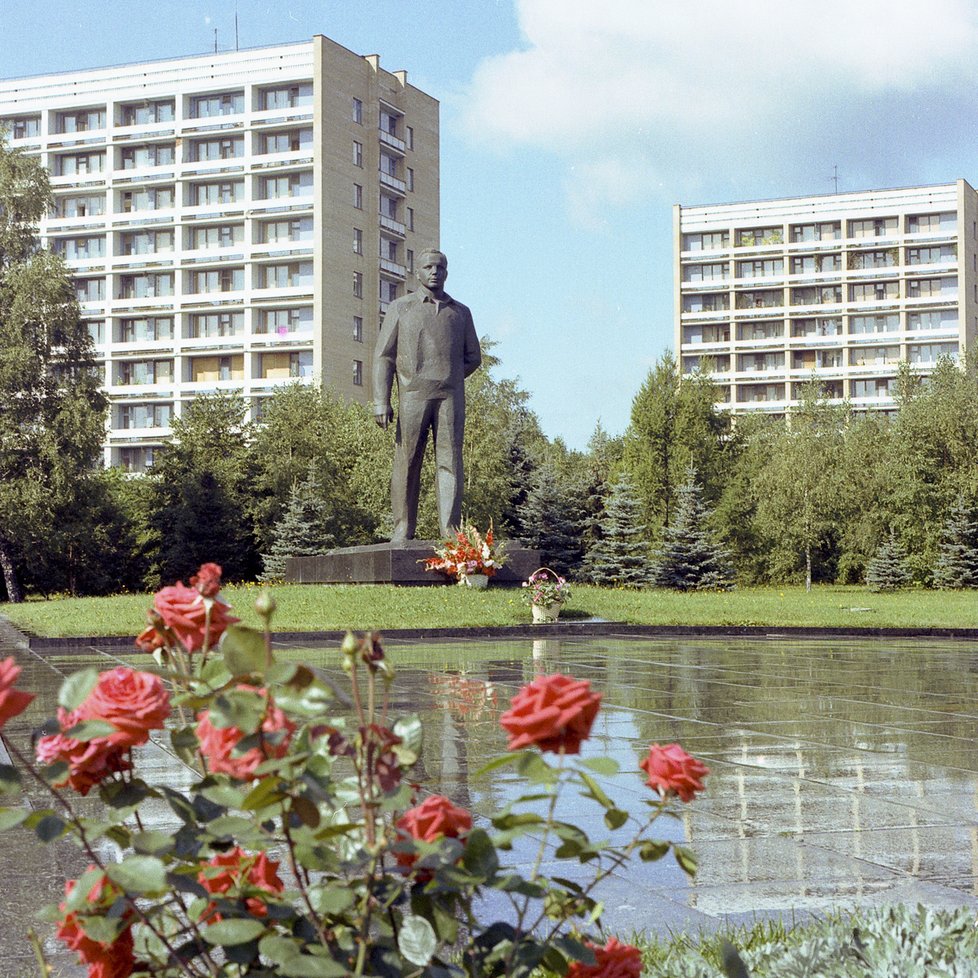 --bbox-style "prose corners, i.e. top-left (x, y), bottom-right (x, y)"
top-left (423, 520), bottom-right (507, 587)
